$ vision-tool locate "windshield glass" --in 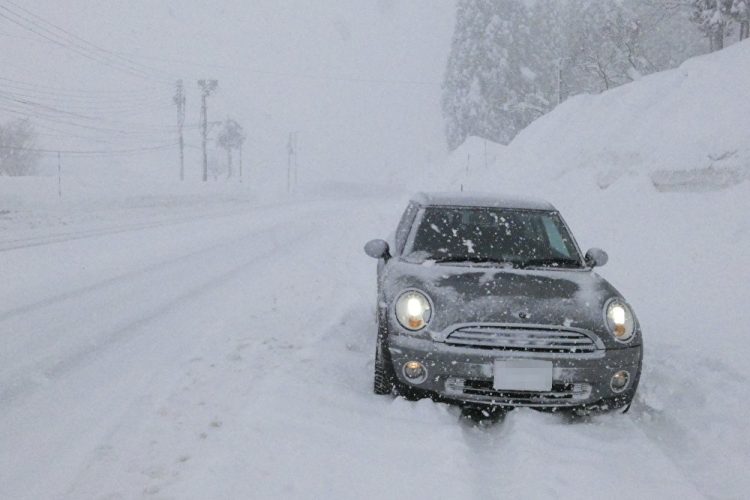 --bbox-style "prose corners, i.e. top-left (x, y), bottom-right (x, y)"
top-left (405, 207), bottom-right (583, 268)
